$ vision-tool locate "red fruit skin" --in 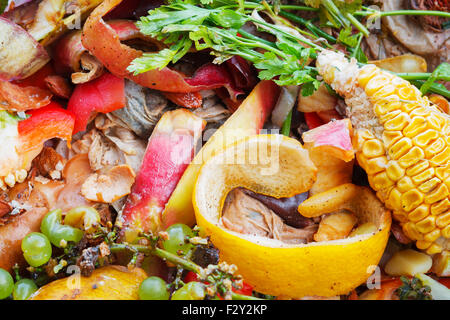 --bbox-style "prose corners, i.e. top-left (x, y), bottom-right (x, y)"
top-left (18, 102), bottom-right (75, 153)
top-left (67, 72), bottom-right (125, 133)
top-left (119, 110), bottom-right (205, 238)
top-left (304, 112), bottom-right (325, 130)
